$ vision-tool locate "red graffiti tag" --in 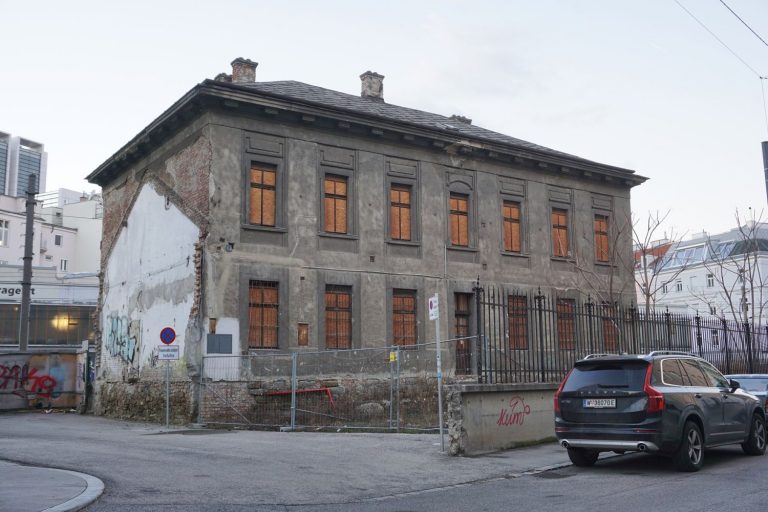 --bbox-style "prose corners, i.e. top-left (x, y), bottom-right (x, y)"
top-left (0, 364), bottom-right (57, 398)
top-left (497, 396), bottom-right (532, 427)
